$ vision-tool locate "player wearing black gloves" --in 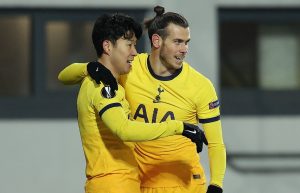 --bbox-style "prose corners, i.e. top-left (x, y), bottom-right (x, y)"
top-left (182, 122), bottom-right (208, 153)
